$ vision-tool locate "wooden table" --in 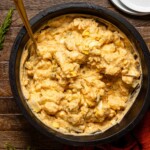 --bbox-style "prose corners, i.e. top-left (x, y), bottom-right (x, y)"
top-left (0, 0), bottom-right (150, 149)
